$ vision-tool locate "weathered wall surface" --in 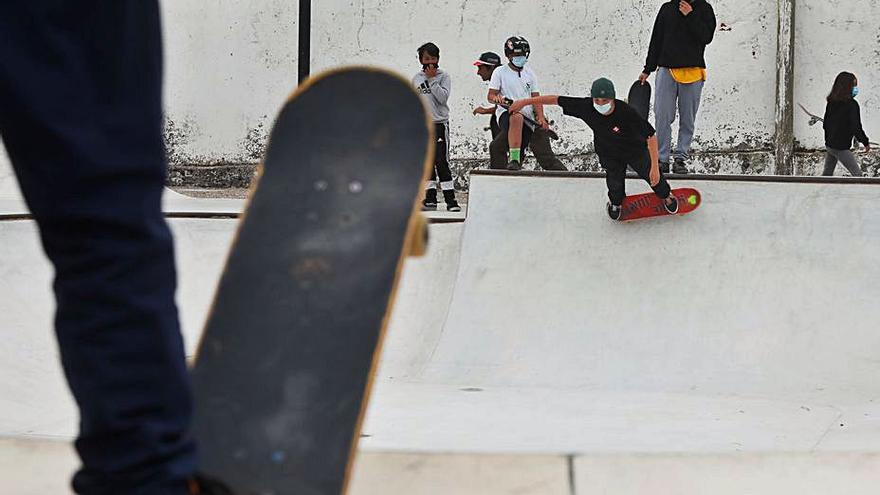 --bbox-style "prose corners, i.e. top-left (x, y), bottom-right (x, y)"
top-left (159, 1), bottom-right (299, 165)
top-left (311, 0), bottom-right (777, 176)
top-left (2, 1), bottom-right (879, 184)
